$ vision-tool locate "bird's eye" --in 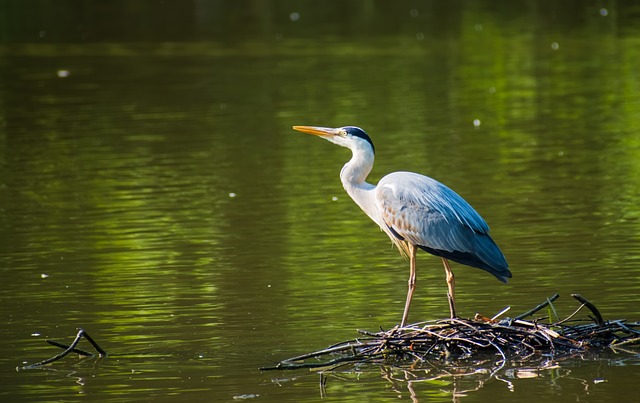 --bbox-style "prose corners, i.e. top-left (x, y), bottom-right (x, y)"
top-left (339, 129), bottom-right (348, 137)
